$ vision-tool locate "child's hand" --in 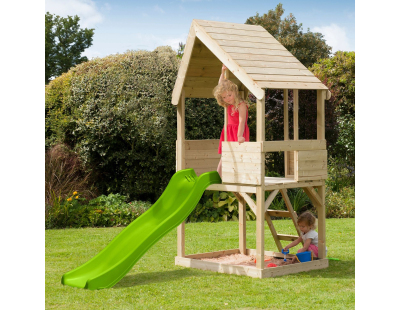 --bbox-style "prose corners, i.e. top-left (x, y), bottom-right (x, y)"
top-left (238, 136), bottom-right (245, 144)
top-left (283, 246), bottom-right (289, 251)
top-left (221, 64), bottom-right (227, 72)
